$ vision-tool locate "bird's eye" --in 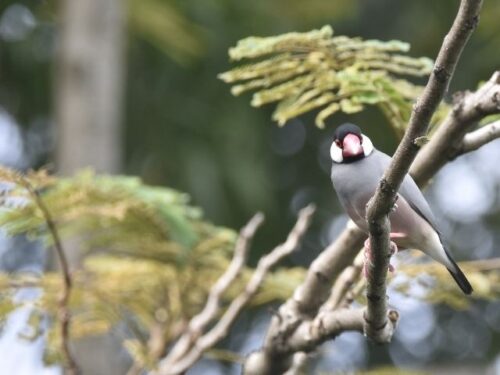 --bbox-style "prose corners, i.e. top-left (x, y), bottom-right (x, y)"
top-left (335, 140), bottom-right (342, 148)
